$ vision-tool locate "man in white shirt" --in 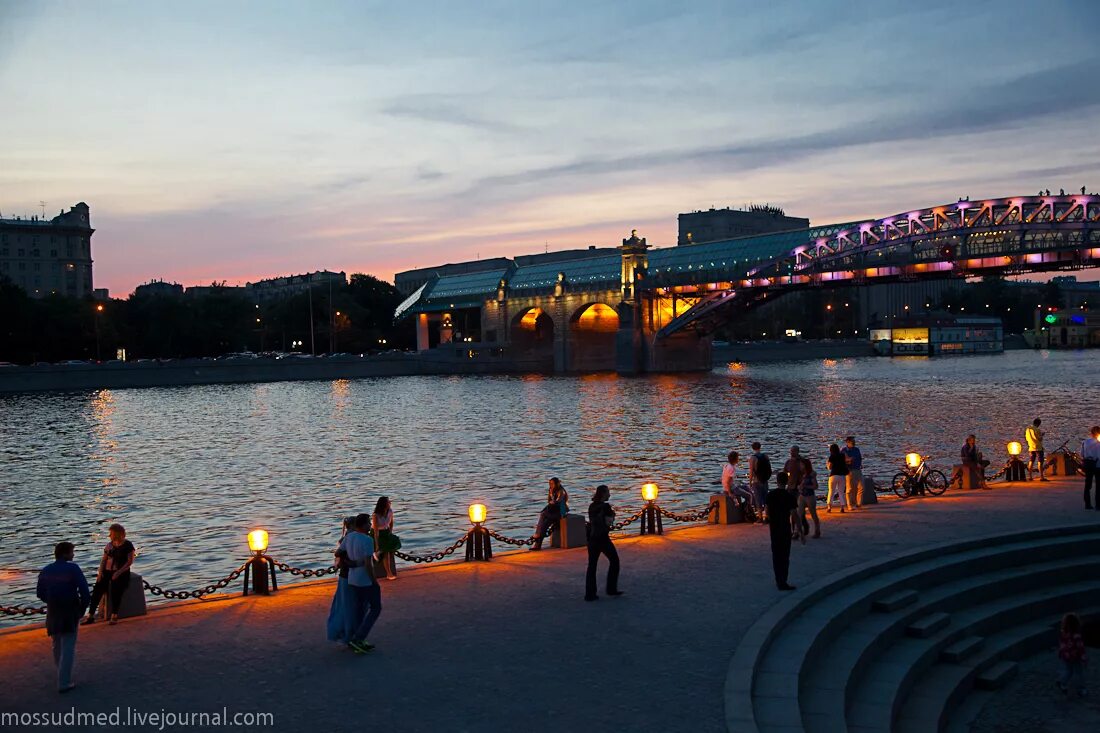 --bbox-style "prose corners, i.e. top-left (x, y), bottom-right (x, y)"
top-left (722, 451), bottom-right (757, 519)
top-left (343, 513), bottom-right (381, 653)
top-left (1083, 426), bottom-right (1100, 510)
top-left (1025, 418), bottom-right (1047, 482)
